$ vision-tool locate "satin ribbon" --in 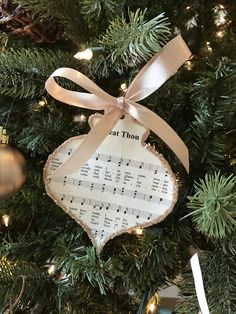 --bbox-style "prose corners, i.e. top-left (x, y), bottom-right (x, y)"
top-left (45, 35), bottom-right (191, 178)
top-left (190, 254), bottom-right (209, 314)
